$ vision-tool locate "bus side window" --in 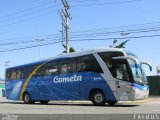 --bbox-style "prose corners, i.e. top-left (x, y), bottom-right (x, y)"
top-left (6, 71), bottom-right (11, 80)
top-left (10, 71), bottom-right (17, 80)
top-left (77, 55), bottom-right (103, 73)
top-left (76, 61), bottom-right (85, 72)
top-left (113, 61), bottom-right (130, 82)
top-left (67, 59), bottom-right (76, 73)
top-left (58, 58), bottom-right (76, 74)
top-left (36, 68), bottom-right (44, 77)
top-left (45, 68), bottom-right (58, 76)
top-left (32, 64), bottom-right (43, 77)
top-left (98, 52), bottom-right (124, 75)
top-left (6, 69), bottom-right (23, 80)
top-left (22, 67), bottom-right (28, 79)
top-left (61, 64), bottom-right (68, 74)
top-left (49, 68), bottom-right (58, 75)
top-left (42, 61), bottom-right (58, 76)
top-left (6, 70), bottom-right (11, 80)
top-left (77, 56), bottom-right (88, 72)
top-left (16, 70), bottom-right (21, 79)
